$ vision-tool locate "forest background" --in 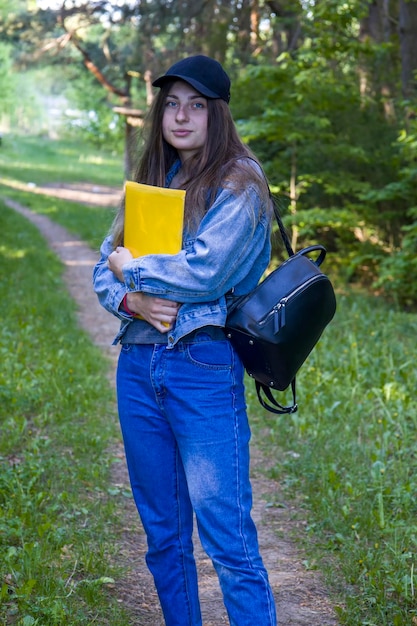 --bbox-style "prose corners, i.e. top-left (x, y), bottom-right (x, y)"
top-left (1, 1), bottom-right (417, 625)
top-left (1, 0), bottom-right (416, 305)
